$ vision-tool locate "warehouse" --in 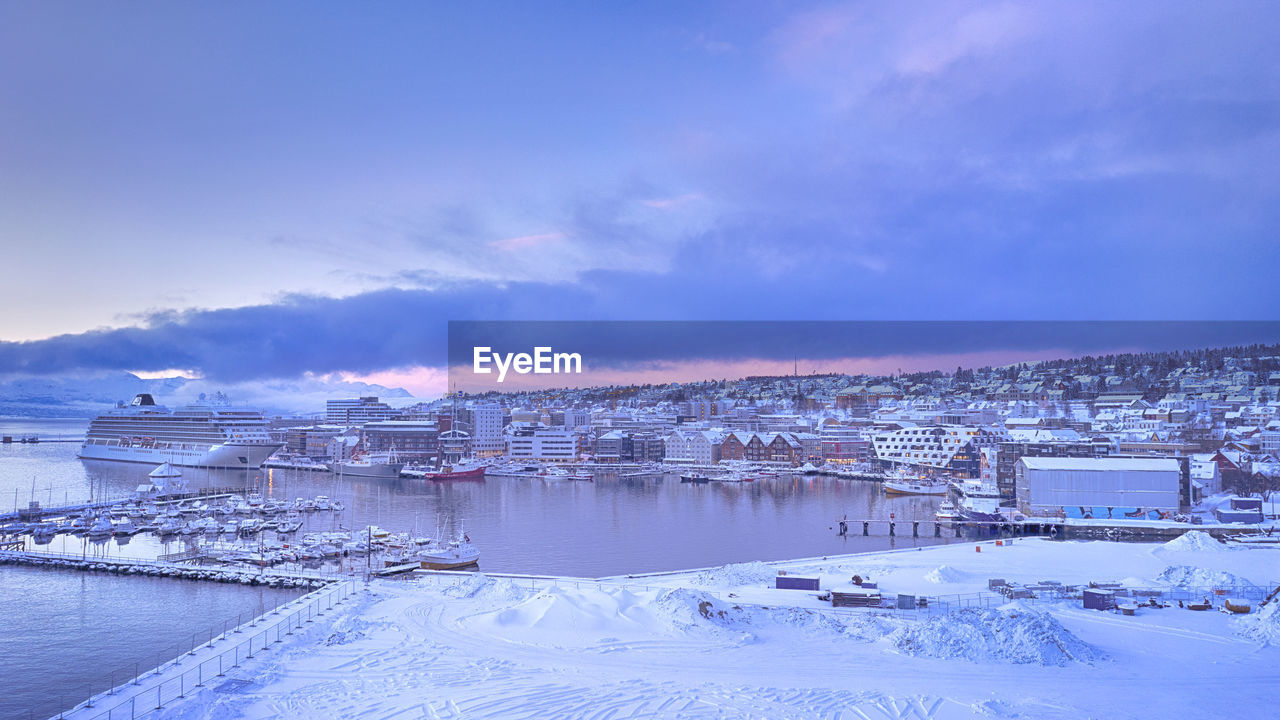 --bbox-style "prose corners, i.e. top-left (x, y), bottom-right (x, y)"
top-left (1015, 457), bottom-right (1181, 519)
